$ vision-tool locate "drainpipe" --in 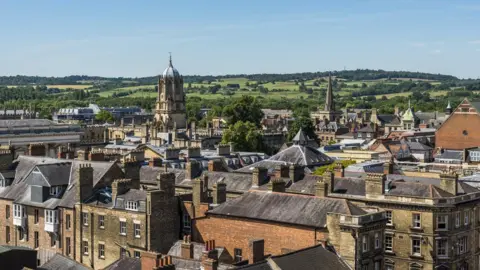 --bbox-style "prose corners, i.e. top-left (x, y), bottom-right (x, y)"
top-left (351, 229), bottom-right (358, 270)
